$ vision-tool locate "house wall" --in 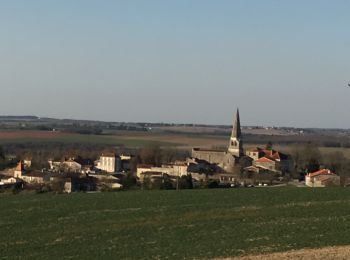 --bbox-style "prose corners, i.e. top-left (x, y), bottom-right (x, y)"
top-left (64, 182), bottom-right (72, 193)
top-left (62, 161), bottom-right (82, 172)
top-left (246, 151), bottom-right (260, 161)
top-left (306, 175), bottom-right (340, 187)
top-left (191, 149), bottom-right (237, 173)
top-left (21, 176), bottom-right (44, 184)
top-left (191, 149), bottom-right (226, 165)
top-left (97, 156), bottom-right (116, 173)
top-left (172, 165), bottom-right (188, 177)
top-left (137, 166), bottom-right (176, 179)
top-left (253, 161), bottom-right (276, 171)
